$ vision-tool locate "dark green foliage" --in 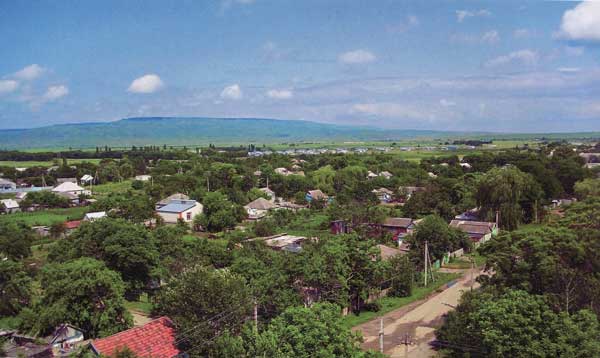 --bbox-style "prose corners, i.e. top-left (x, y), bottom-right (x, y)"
top-left (153, 265), bottom-right (252, 356)
top-left (21, 258), bottom-right (131, 338)
top-left (385, 255), bottom-right (414, 297)
top-left (406, 215), bottom-right (470, 268)
top-left (437, 289), bottom-right (600, 358)
top-left (48, 219), bottom-right (160, 296)
top-left (0, 260), bottom-right (32, 317)
top-left (196, 191), bottom-right (245, 232)
top-left (20, 191), bottom-right (69, 209)
top-left (0, 221), bottom-right (34, 260)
